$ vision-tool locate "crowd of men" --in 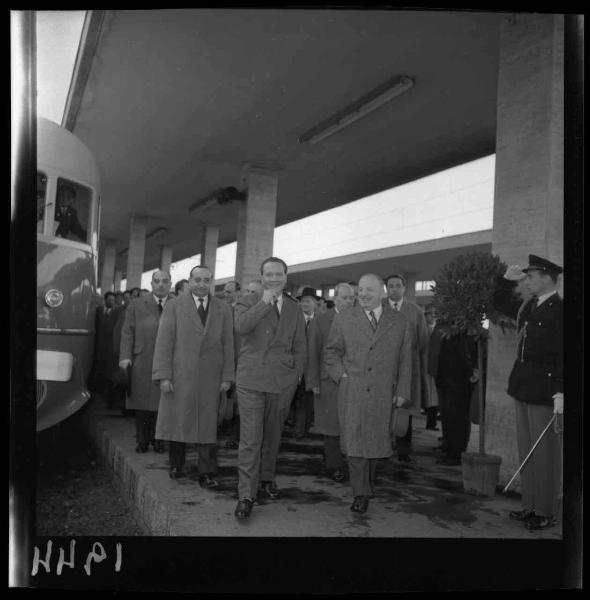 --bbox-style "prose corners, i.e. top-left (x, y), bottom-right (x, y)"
top-left (90, 253), bottom-right (562, 530)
